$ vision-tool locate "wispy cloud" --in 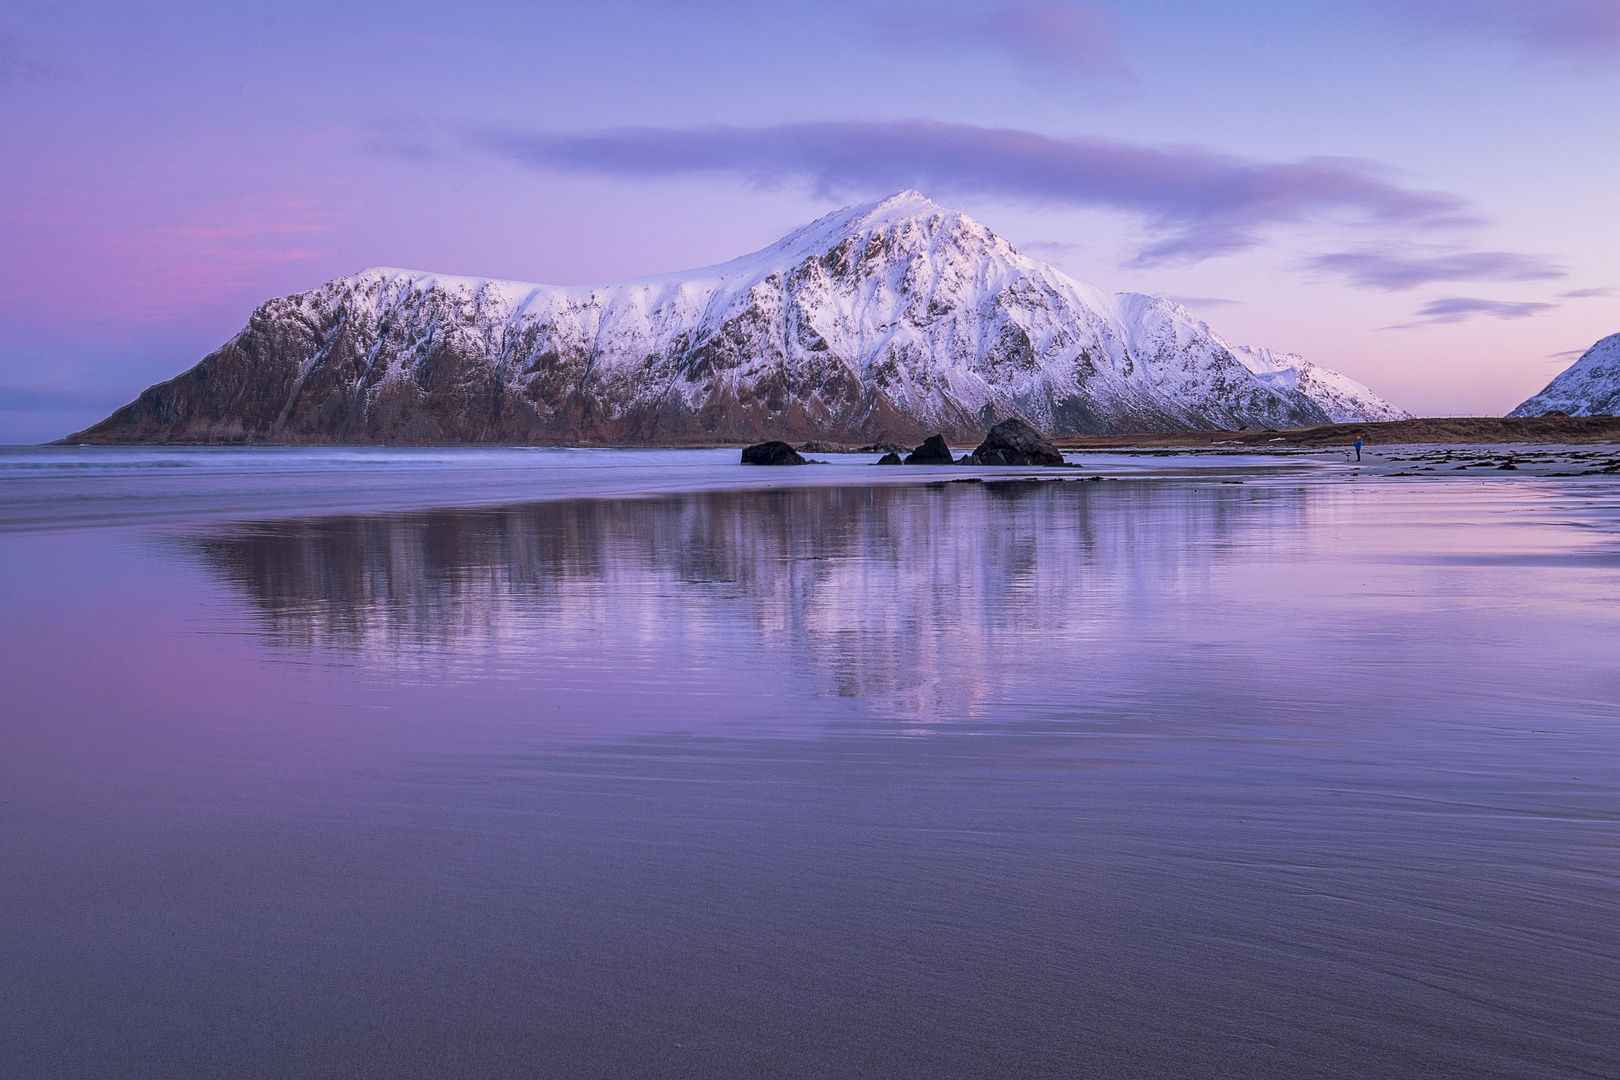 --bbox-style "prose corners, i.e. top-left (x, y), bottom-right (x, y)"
top-left (1308, 248), bottom-right (1566, 290)
top-left (1388, 296), bottom-right (1560, 328)
top-left (986, 2), bottom-right (1129, 75)
top-left (471, 120), bottom-right (1474, 265)
top-left (891, 2), bottom-right (1132, 79)
top-left (365, 114), bottom-right (457, 165)
top-left (1019, 239), bottom-right (1083, 258)
top-left (1401, 1), bottom-right (1620, 64)
top-left (1421, 297), bottom-right (1557, 321)
top-left (1559, 286), bottom-right (1616, 298)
